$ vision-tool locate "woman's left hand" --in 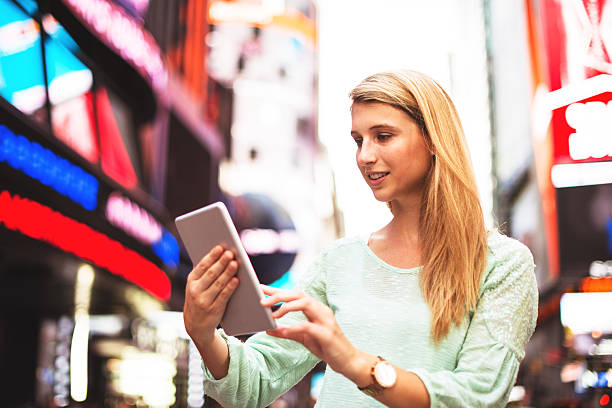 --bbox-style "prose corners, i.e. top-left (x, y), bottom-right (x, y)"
top-left (260, 285), bottom-right (357, 374)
